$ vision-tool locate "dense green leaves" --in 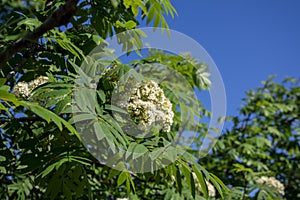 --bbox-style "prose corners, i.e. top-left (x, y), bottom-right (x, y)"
top-left (1, 0), bottom-right (298, 199)
top-left (0, 0), bottom-right (217, 197)
top-left (202, 77), bottom-right (300, 199)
